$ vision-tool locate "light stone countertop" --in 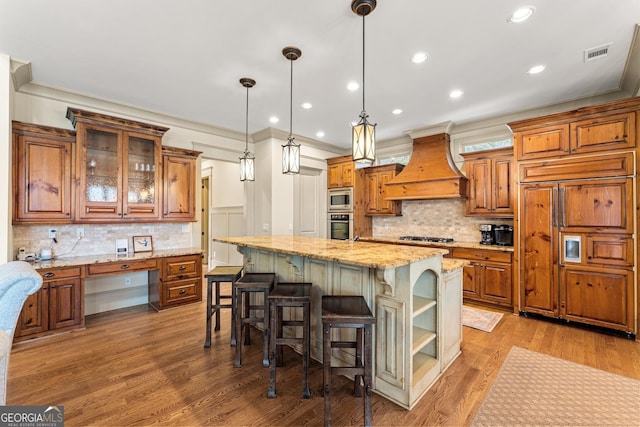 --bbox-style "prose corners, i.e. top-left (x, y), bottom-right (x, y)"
top-left (360, 236), bottom-right (515, 252)
top-left (29, 248), bottom-right (204, 270)
top-left (213, 235), bottom-right (449, 269)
